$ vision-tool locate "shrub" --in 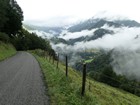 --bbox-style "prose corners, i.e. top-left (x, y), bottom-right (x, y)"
top-left (0, 32), bottom-right (9, 43)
